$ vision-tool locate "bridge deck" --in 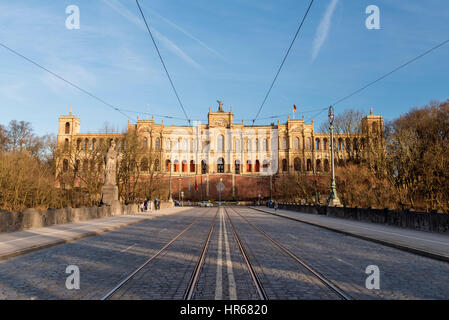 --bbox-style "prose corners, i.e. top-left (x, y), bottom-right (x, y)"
top-left (251, 206), bottom-right (449, 262)
top-left (0, 207), bottom-right (188, 261)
